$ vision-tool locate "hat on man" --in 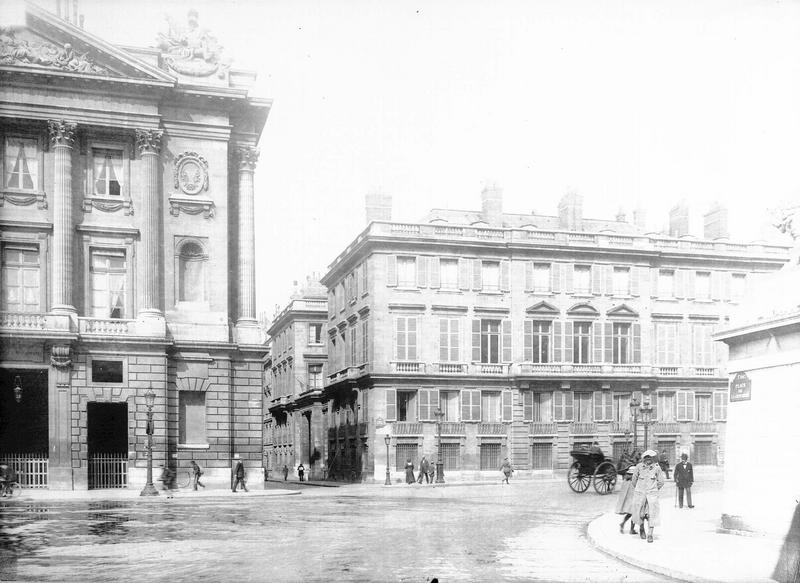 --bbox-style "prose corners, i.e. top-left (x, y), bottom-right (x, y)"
top-left (681, 453), bottom-right (688, 460)
top-left (233, 454), bottom-right (240, 460)
top-left (643, 449), bottom-right (658, 458)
